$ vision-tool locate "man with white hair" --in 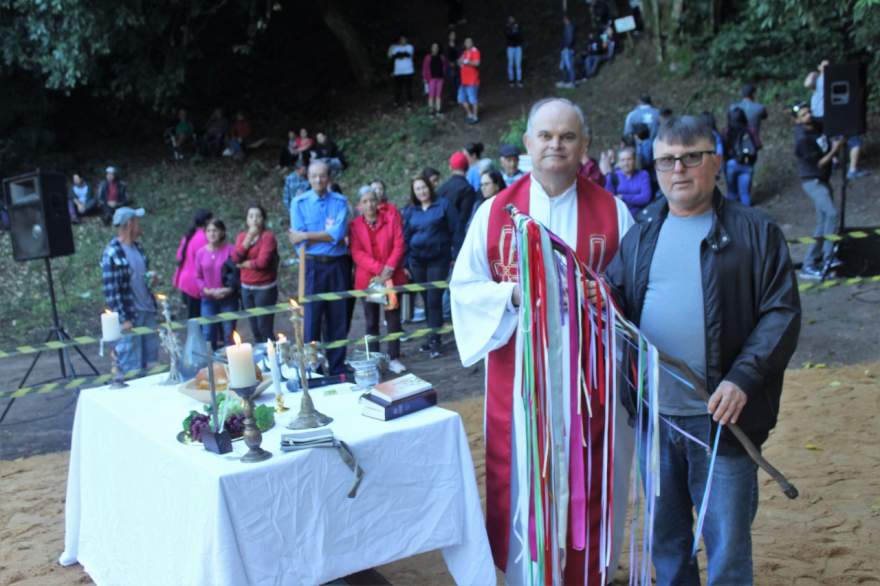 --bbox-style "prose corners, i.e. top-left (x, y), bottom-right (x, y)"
top-left (450, 97), bottom-right (634, 584)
